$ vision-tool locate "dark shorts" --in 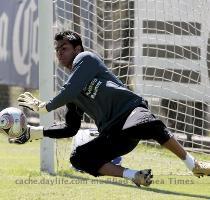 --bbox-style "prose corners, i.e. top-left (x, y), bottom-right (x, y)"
top-left (70, 107), bottom-right (173, 177)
